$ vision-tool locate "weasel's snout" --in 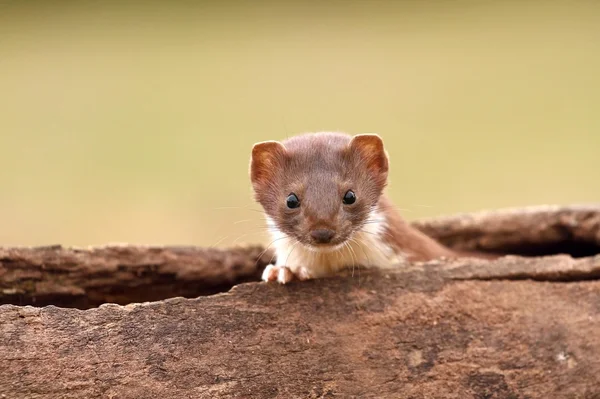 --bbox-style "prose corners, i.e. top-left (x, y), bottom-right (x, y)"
top-left (310, 228), bottom-right (336, 244)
